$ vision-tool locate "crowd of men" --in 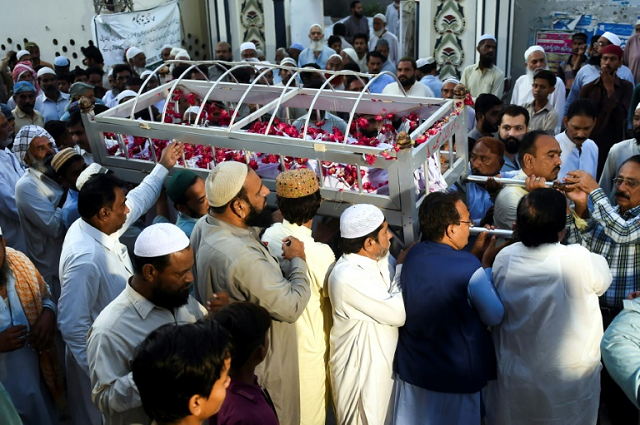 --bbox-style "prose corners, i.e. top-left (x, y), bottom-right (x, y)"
top-left (5, 1), bottom-right (640, 425)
